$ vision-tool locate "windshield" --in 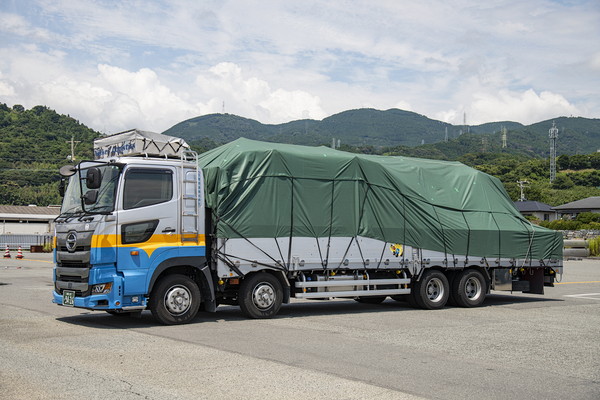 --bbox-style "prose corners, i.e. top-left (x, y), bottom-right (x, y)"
top-left (60, 162), bottom-right (121, 217)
